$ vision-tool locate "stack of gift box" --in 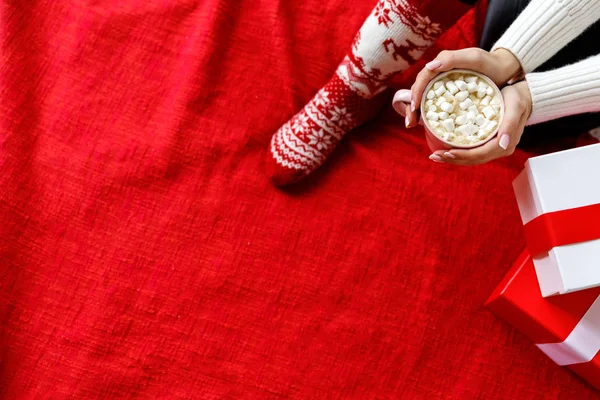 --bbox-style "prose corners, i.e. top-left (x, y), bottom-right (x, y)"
top-left (487, 143), bottom-right (600, 389)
